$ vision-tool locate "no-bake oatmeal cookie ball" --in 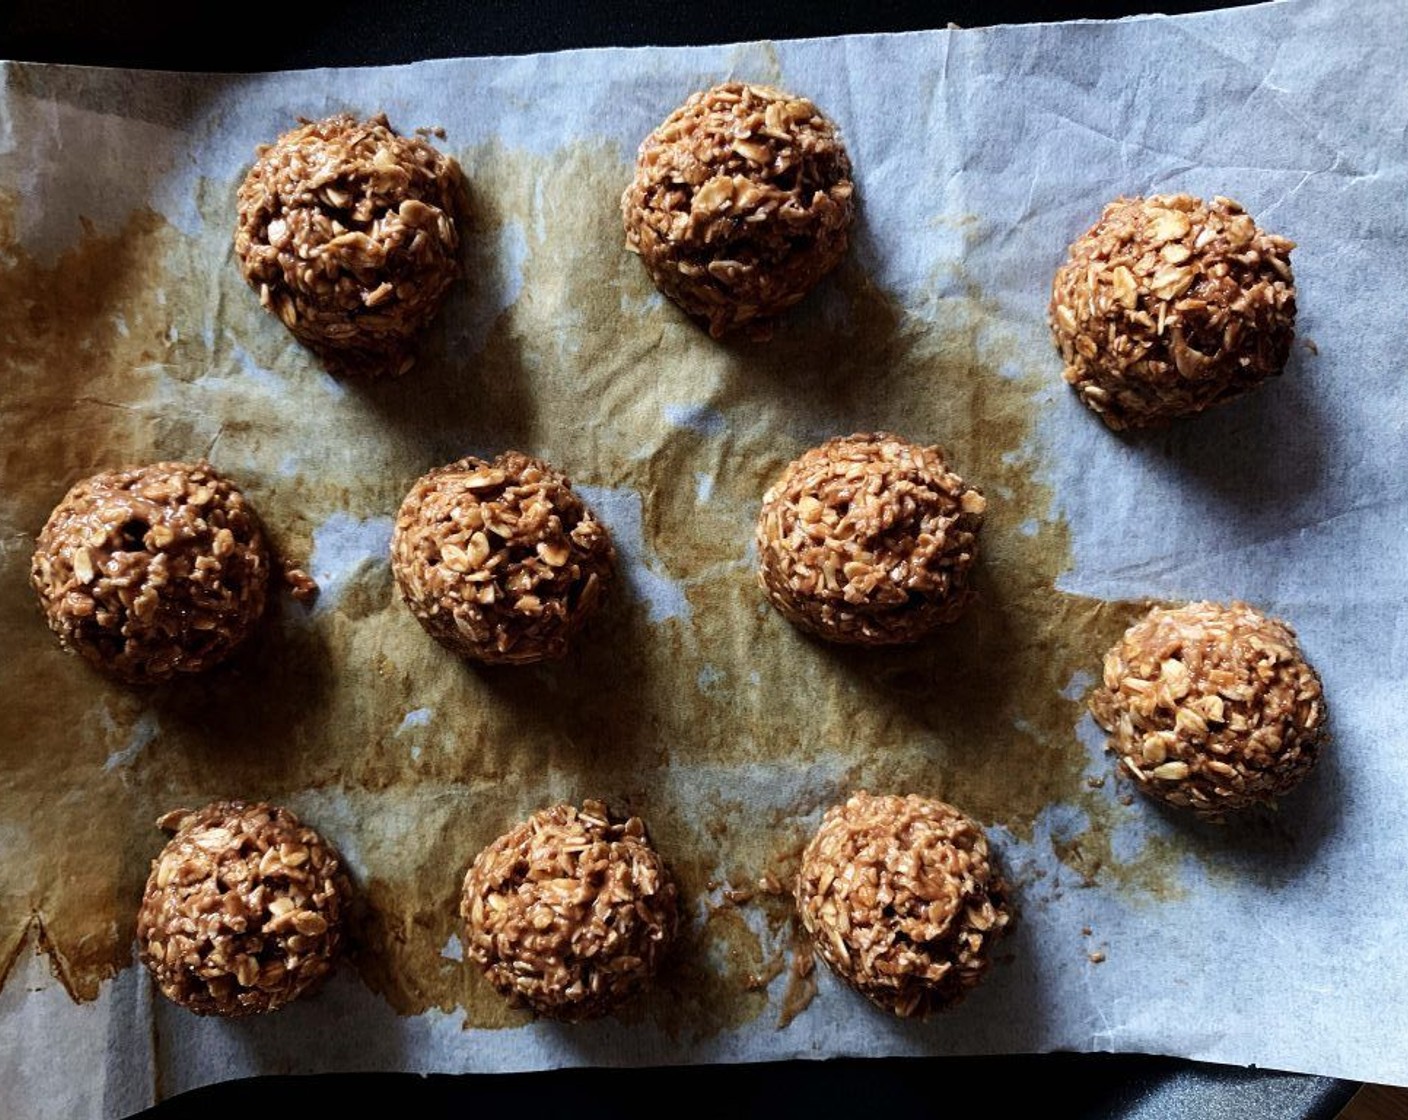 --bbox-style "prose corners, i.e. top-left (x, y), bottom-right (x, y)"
top-left (1090, 601), bottom-right (1327, 816)
top-left (235, 113), bottom-right (463, 376)
top-left (461, 800), bottom-right (679, 1020)
top-left (756, 433), bottom-right (985, 645)
top-left (622, 81), bottom-right (856, 338)
top-left (796, 791), bottom-right (1011, 1018)
top-left (391, 452), bottom-right (614, 665)
top-left (30, 461), bottom-right (269, 684)
top-left (1050, 194), bottom-right (1296, 429)
top-left (137, 801), bottom-right (351, 1017)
